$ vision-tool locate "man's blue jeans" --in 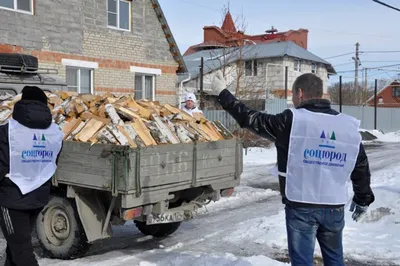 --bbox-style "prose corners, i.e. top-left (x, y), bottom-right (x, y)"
top-left (285, 205), bottom-right (345, 266)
